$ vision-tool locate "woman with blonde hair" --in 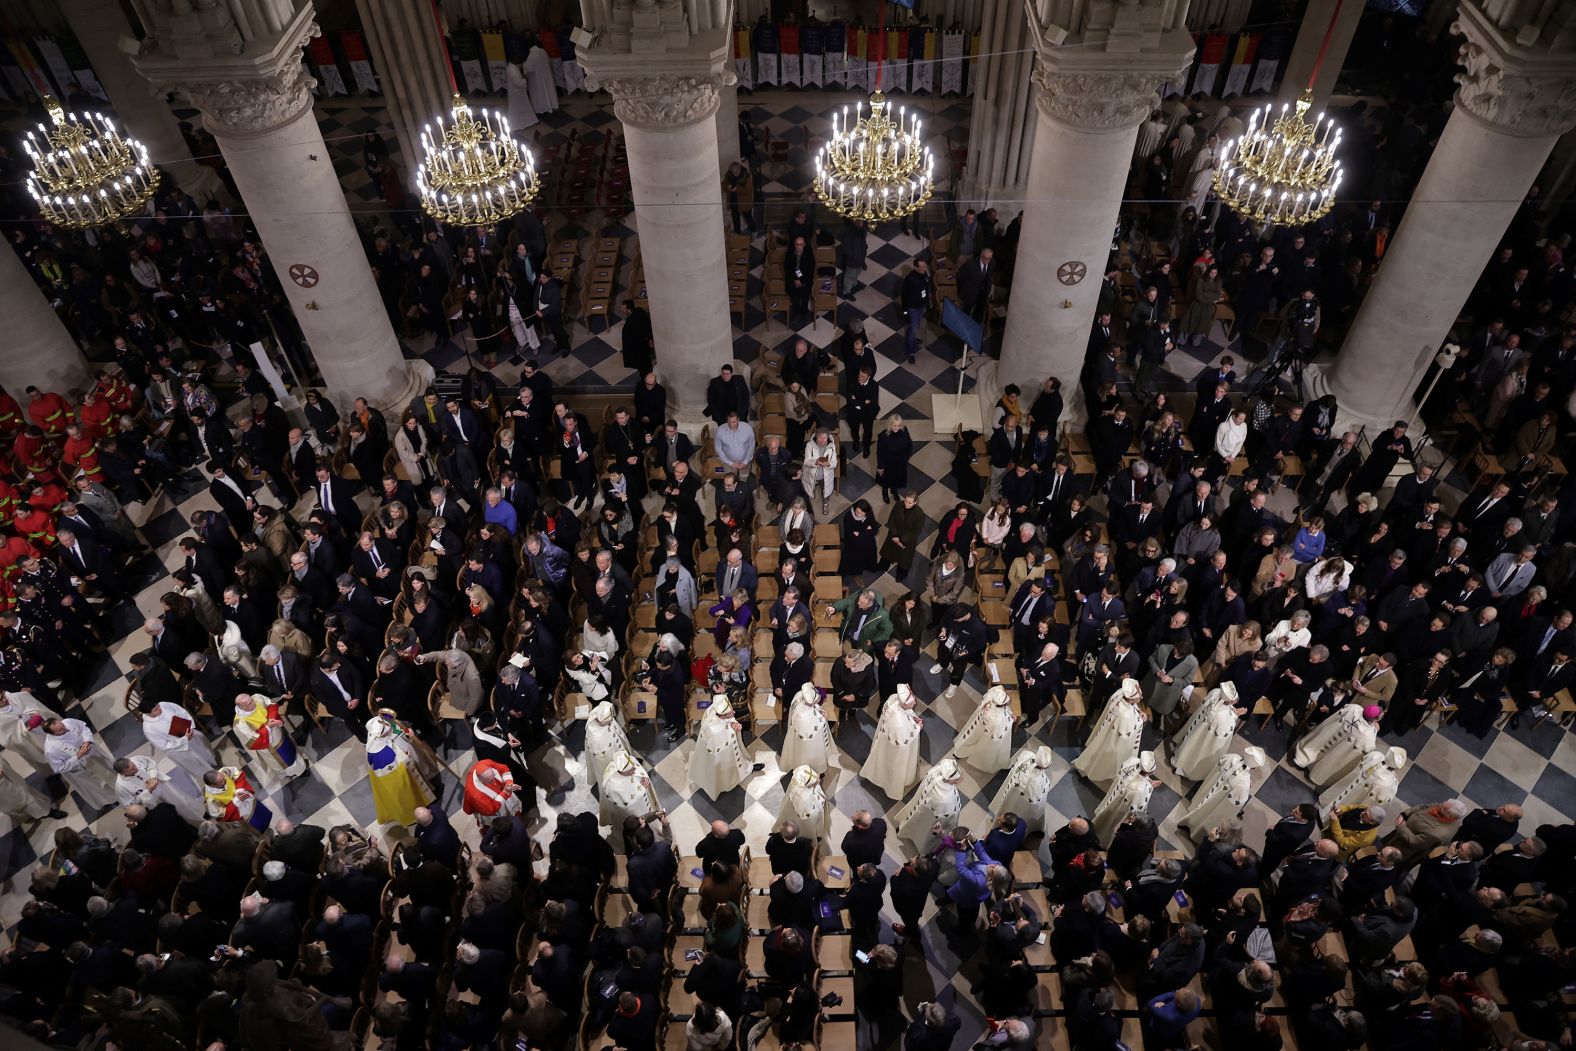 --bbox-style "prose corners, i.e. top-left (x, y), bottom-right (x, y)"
top-left (267, 616), bottom-right (315, 659)
top-left (1204, 619), bottom-right (1261, 685)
